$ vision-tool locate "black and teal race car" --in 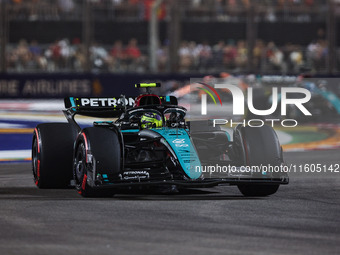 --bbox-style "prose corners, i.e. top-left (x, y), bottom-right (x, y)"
top-left (32, 83), bottom-right (288, 197)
